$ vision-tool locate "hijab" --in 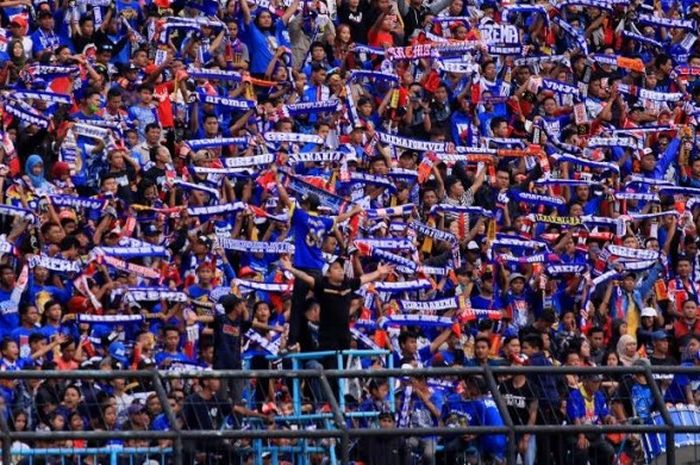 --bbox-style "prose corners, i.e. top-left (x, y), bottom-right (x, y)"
top-left (8, 39), bottom-right (25, 67)
top-left (25, 154), bottom-right (46, 188)
top-left (616, 334), bottom-right (639, 366)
